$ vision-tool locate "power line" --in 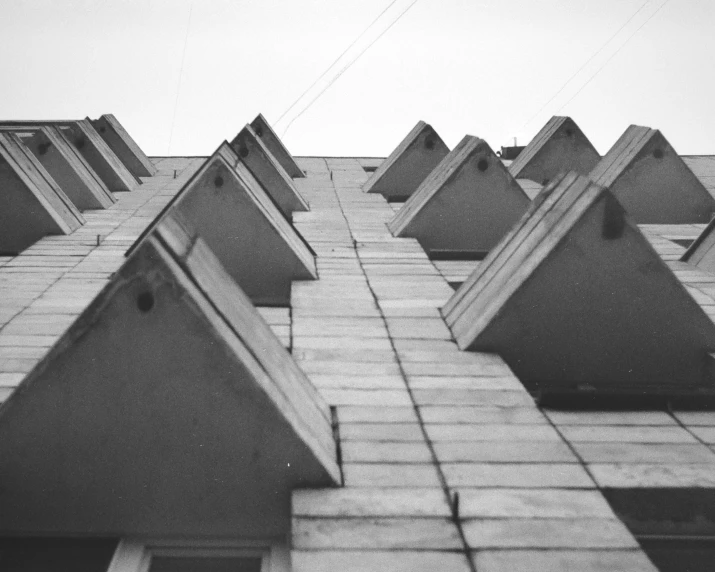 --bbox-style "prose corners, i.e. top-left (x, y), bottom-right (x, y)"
top-left (167, 3), bottom-right (193, 155)
top-left (275, 0), bottom-right (400, 126)
top-left (516, 0), bottom-right (651, 134)
top-left (555, 0), bottom-right (672, 114)
top-left (281, 0), bottom-right (420, 138)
